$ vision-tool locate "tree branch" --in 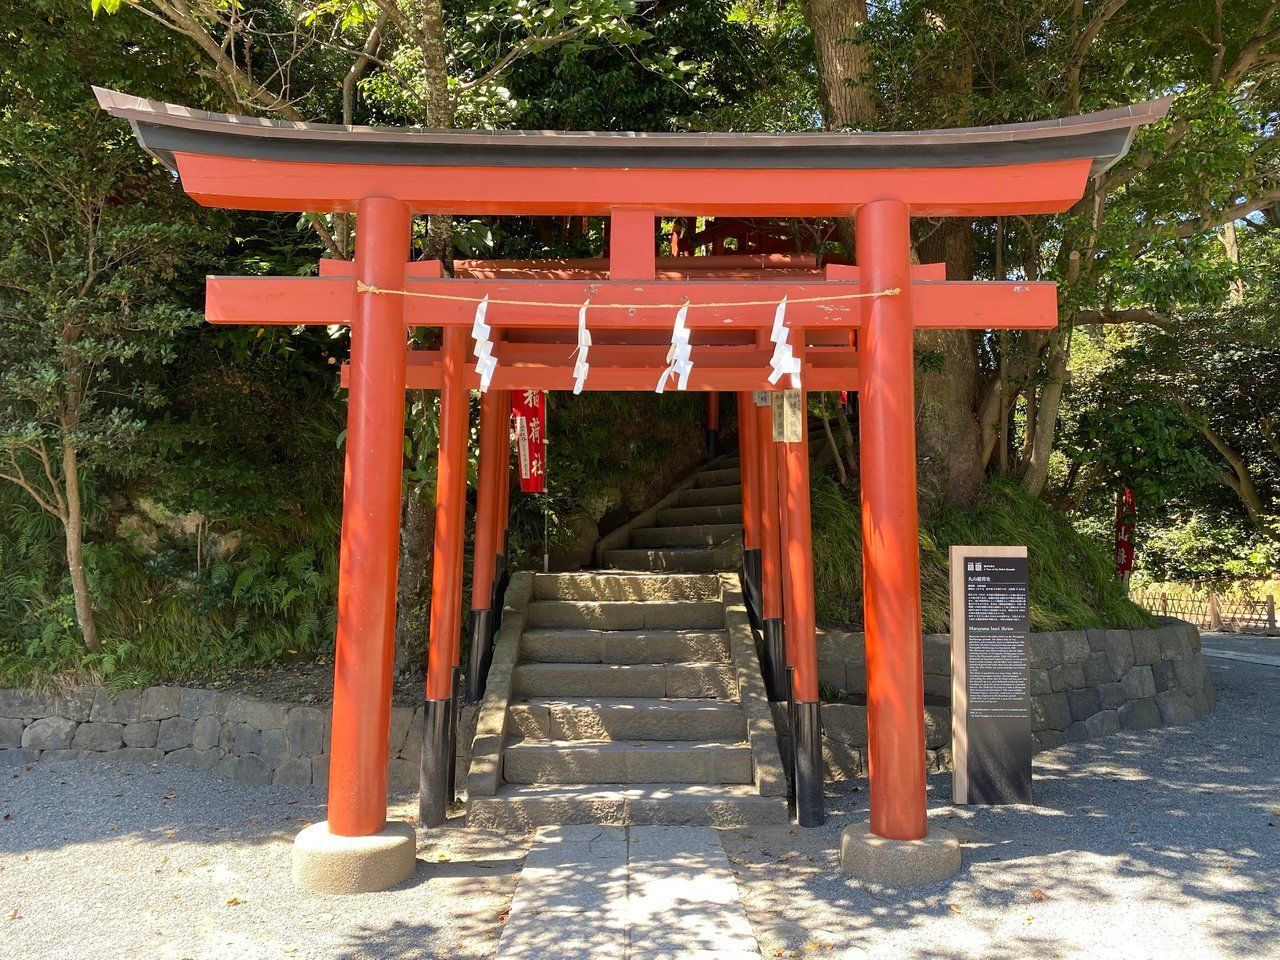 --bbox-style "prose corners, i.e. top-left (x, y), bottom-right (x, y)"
top-left (1076, 307), bottom-right (1174, 330)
